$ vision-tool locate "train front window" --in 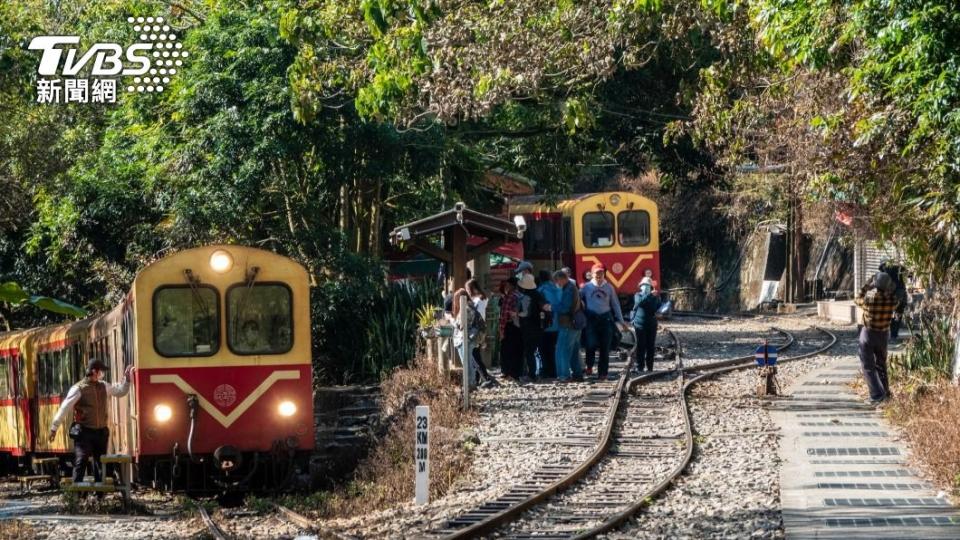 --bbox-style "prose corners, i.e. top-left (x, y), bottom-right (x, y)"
top-left (618, 210), bottom-right (651, 246)
top-left (153, 286), bottom-right (220, 357)
top-left (582, 212), bottom-right (615, 248)
top-left (227, 284), bottom-right (293, 355)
